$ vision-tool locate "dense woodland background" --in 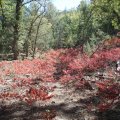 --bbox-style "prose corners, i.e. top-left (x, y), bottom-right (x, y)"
top-left (0, 0), bottom-right (120, 60)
